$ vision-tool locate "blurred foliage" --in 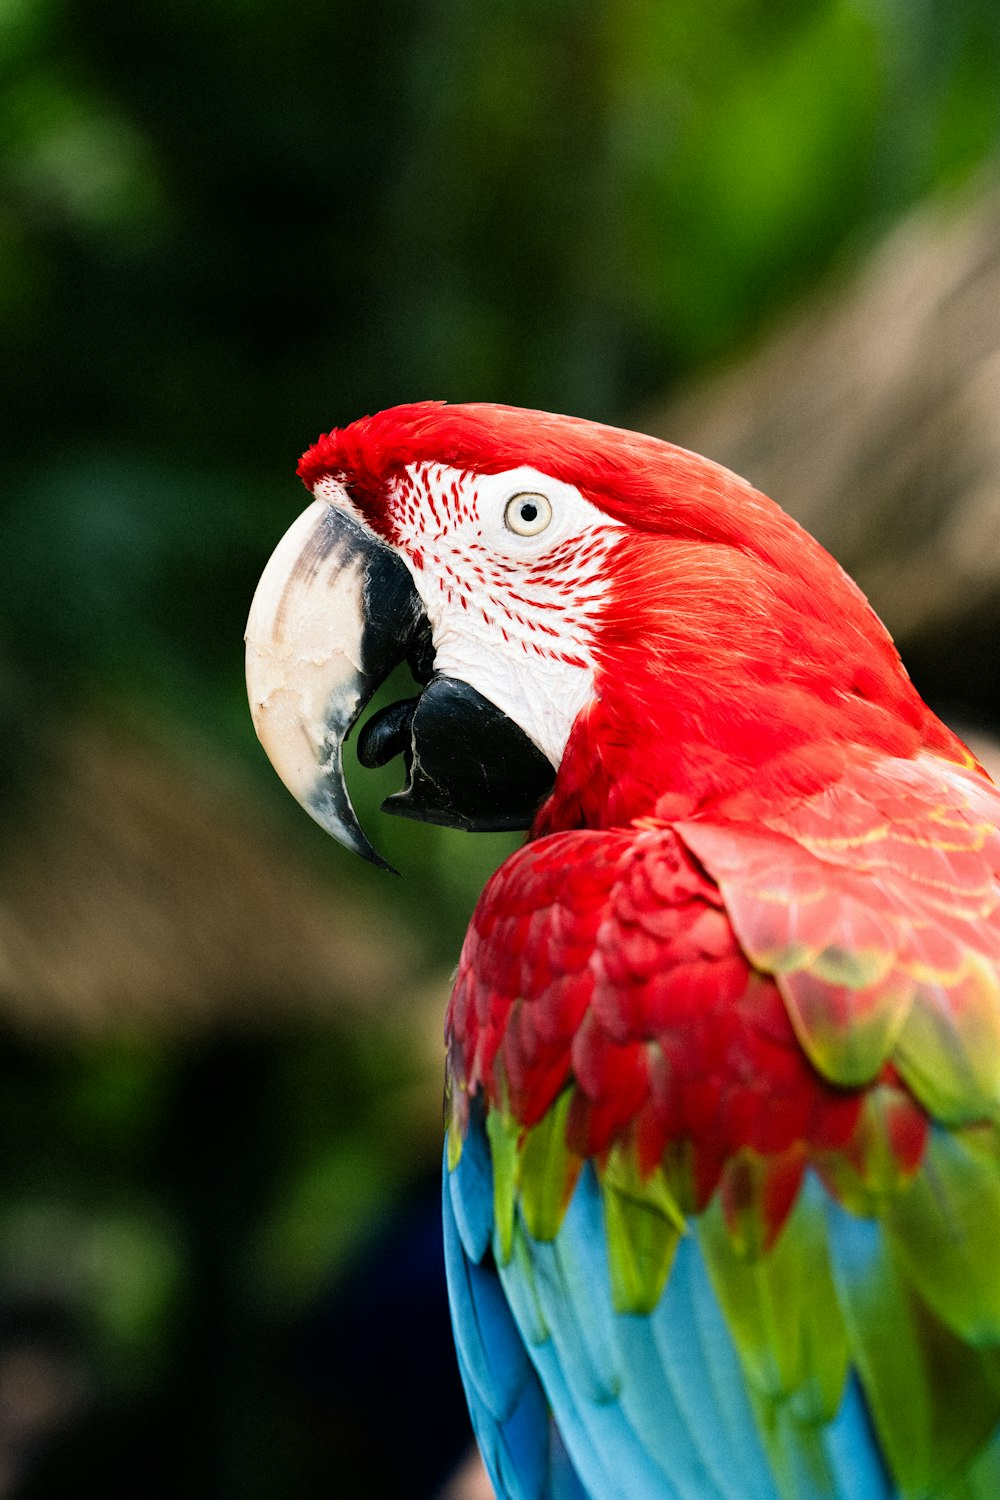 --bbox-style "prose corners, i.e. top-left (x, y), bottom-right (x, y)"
top-left (0, 0), bottom-right (999, 1495)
